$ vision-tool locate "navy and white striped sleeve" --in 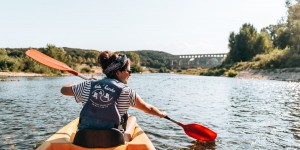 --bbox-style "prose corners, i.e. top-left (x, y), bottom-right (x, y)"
top-left (116, 87), bottom-right (136, 116)
top-left (127, 88), bottom-right (137, 107)
top-left (71, 81), bottom-right (91, 104)
top-left (120, 87), bottom-right (137, 107)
